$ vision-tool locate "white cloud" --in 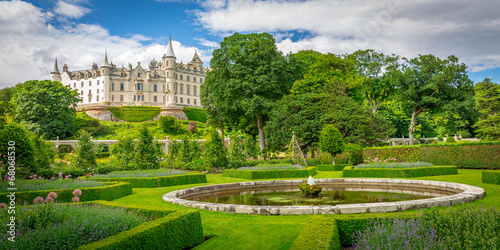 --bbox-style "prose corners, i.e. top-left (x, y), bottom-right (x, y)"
top-left (54, 1), bottom-right (91, 19)
top-left (194, 0), bottom-right (500, 74)
top-left (0, 1), bottom-right (206, 88)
